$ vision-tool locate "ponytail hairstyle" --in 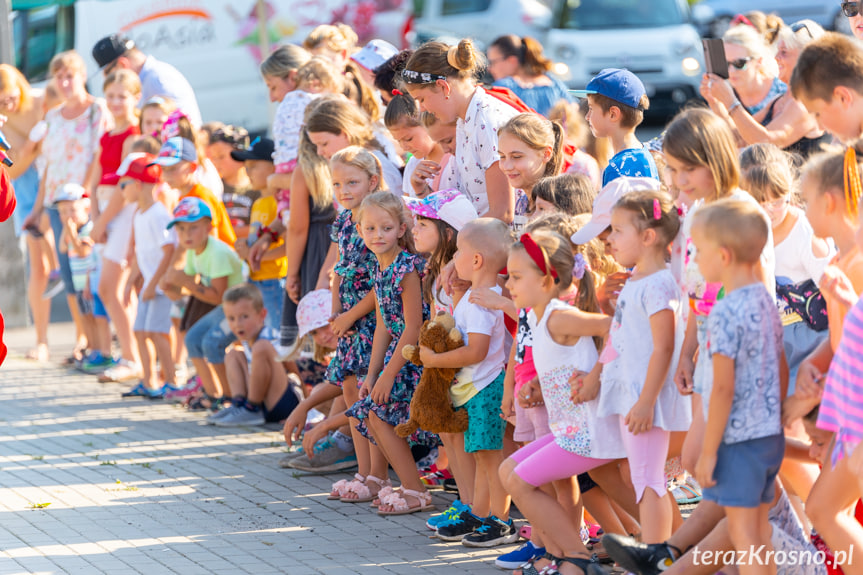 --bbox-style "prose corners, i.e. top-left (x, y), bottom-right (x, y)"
top-left (489, 35), bottom-right (552, 76)
top-left (343, 59), bottom-right (381, 123)
top-left (663, 107), bottom-right (740, 201)
top-left (356, 191), bottom-right (415, 252)
top-left (418, 216), bottom-right (458, 307)
top-left (513, 230), bottom-right (601, 350)
top-left (613, 190), bottom-right (681, 250)
top-left (802, 140), bottom-right (863, 219)
top-left (303, 24), bottom-right (358, 57)
top-left (260, 44), bottom-right (311, 80)
top-left (304, 95), bottom-right (381, 151)
top-left (739, 143), bottom-right (798, 204)
top-left (374, 49), bottom-right (414, 95)
top-left (499, 113), bottom-right (565, 178)
top-left (329, 145), bottom-right (387, 192)
top-left (403, 39), bottom-right (485, 85)
top-left (548, 100), bottom-right (590, 149)
top-left (384, 91), bottom-right (422, 129)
